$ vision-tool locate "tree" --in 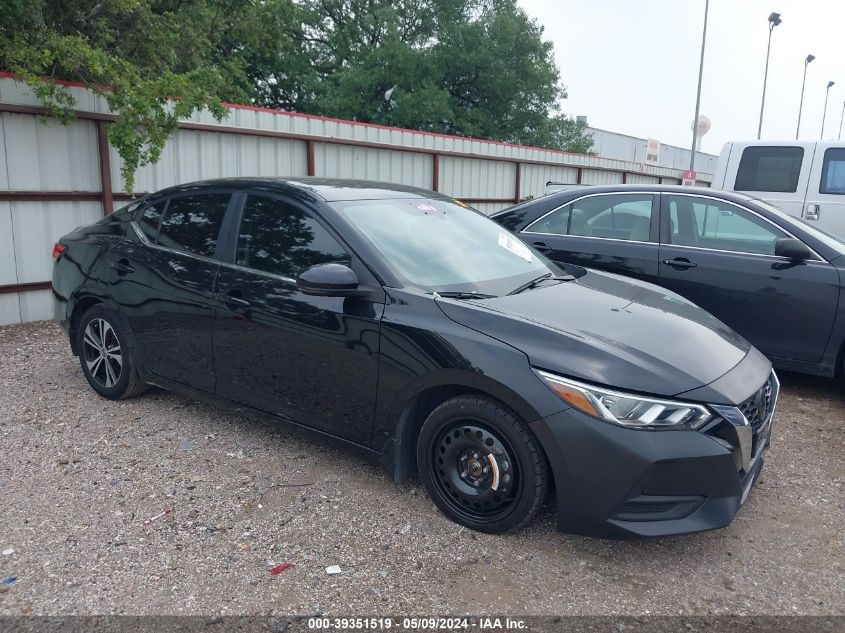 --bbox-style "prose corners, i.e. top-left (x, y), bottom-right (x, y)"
top-left (259, 0), bottom-right (592, 152)
top-left (0, 0), bottom-right (591, 192)
top-left (531, 115), bottom-right (594, 155)
top-left (0, 0), bottom-right (254, 192)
